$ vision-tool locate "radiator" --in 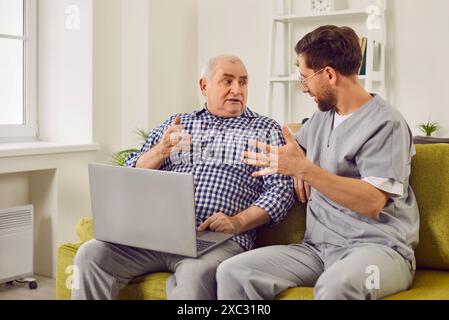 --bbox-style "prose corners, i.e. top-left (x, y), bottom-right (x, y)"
top-left (0, 205), bottom-right (34, 284)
